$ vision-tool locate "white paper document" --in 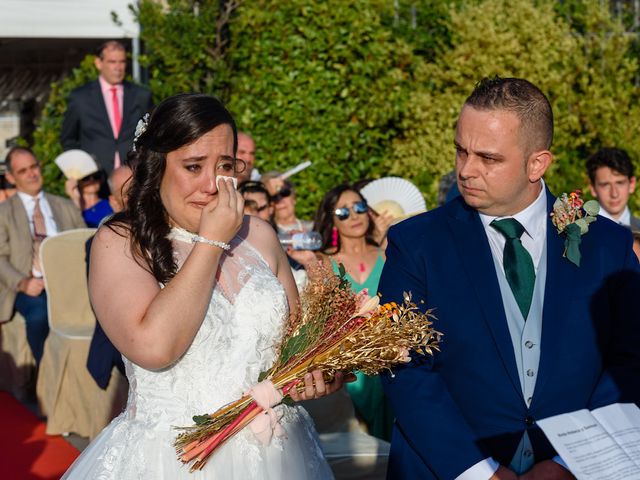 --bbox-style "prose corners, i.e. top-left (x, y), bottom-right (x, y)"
top-left (538, 403), bottom-right (640, 480)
